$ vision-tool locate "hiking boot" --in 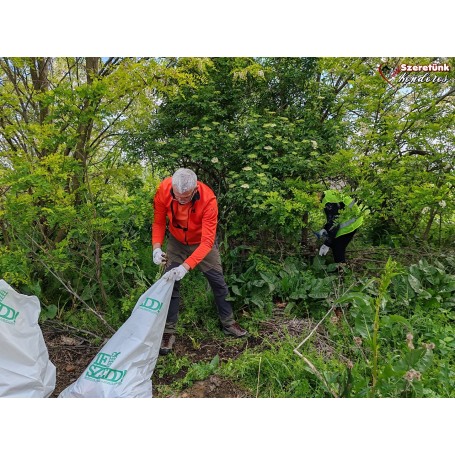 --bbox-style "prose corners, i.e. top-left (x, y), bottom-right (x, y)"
top-left (159, 333), bottom-right (175, 355)
top-left (223, 321), bottom-right (248, 338)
